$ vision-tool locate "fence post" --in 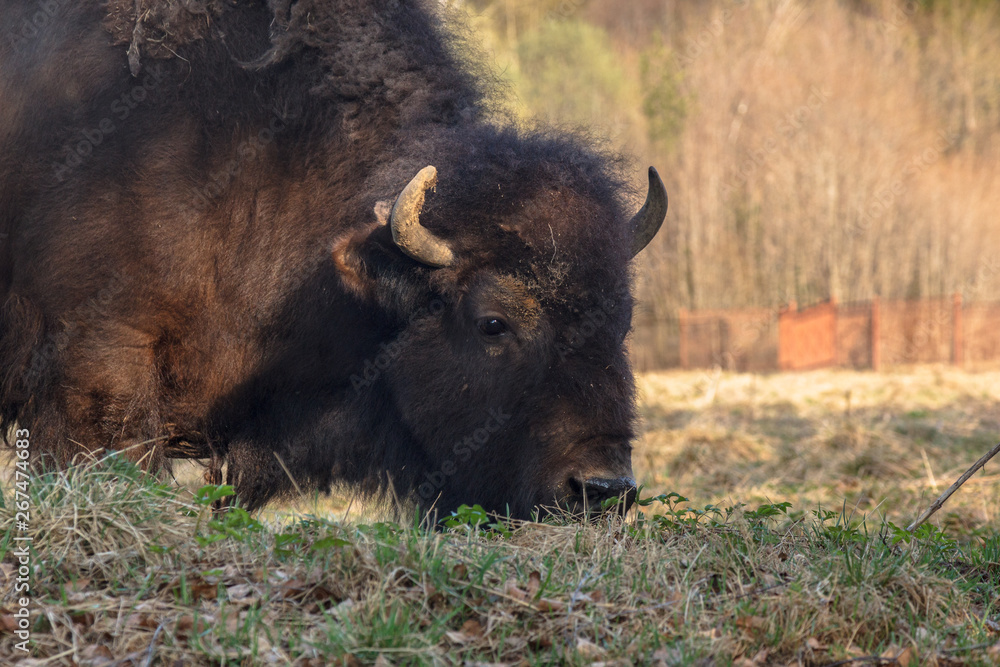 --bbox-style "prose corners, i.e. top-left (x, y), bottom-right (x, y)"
top-left (830, 296), bottom-right (839, 368)
top-left (953, 293), bottom-right (963, 367)
top-left (871, 296), bottom-right (881, 371)
top-left (777, 302), bottom-right (792, 371)
top-left (678, 308), bottom-right (688, 370)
